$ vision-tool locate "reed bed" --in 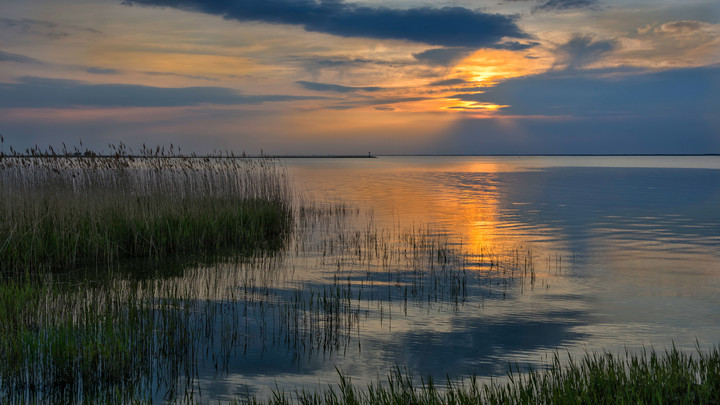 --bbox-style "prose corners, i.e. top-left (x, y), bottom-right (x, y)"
top-left (0, 144), bottom-right (292, 272)
top-left (252, 346), bottom-right (720, 404)
top-left (0, 206), bottom-right (546, 402)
